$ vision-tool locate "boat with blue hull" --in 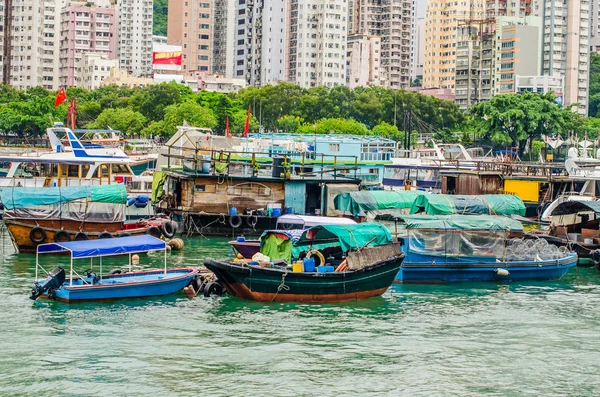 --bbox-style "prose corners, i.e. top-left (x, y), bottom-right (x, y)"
top-left (30, 235), bottom-right (197, 302)
top-left (394, 215), bottom-right (578, 283)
